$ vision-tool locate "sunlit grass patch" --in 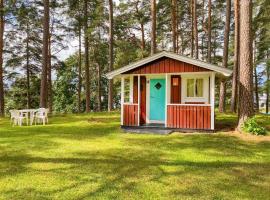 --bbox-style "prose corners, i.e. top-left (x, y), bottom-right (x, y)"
top-left (0, 112), bottom-right (269, 199)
